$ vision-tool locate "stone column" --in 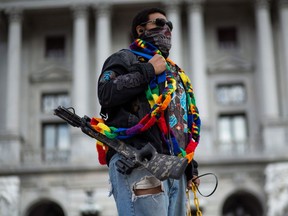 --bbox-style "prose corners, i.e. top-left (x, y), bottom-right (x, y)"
top-left (165, 1), bottom-right (183, 66)
top-left (94, 3), bottom-right (112, 116)
top-left (72, 5), bottom-right (89, 116)
top-left (187, 0), bottom-right (208, 120)
top-left (0, 9), bottom-right (22, 165)
top-left (254, 0), bottom-right (285, 153)
top-left (255, 0), bottom-right (279, 118)
top-left (279, 0), bottom-right (288, 117)
top-left (187, 0), bottom-right (212, 155)
top-left (6, 9), bottom-right (22, 133)
top-left (71, 6), bottom-right (97, 164)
